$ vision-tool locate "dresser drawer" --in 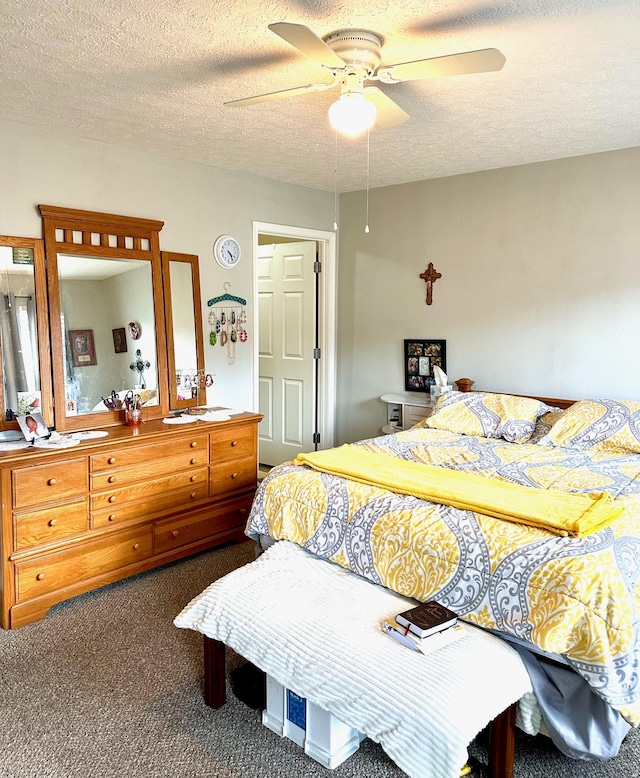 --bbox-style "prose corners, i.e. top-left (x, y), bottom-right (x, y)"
top-left (15, 526), bottom-right (153, 601)
top-left (90, 435), bottom-right (209, 472)
top-left (13, 499), bottom-right (88, 551)
top-left (209, 458), bottom-right (257, 497)
top-left (210, 424), bottom-right (256, 463)
top-left (154, 497), bottom-right (251, 555)
top-left (91, 484), bottom-right (208, 528)
top-left (12, 458), bottom-right (88, 510)
top-left (90, 451), bottom-right (208, 490)
top-left (90, 467), bottom-right (209, 512)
